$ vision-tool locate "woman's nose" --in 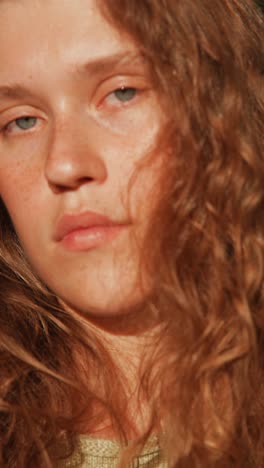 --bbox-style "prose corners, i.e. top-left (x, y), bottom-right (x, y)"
top-left (44, 115), bottom-right (107, 191)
